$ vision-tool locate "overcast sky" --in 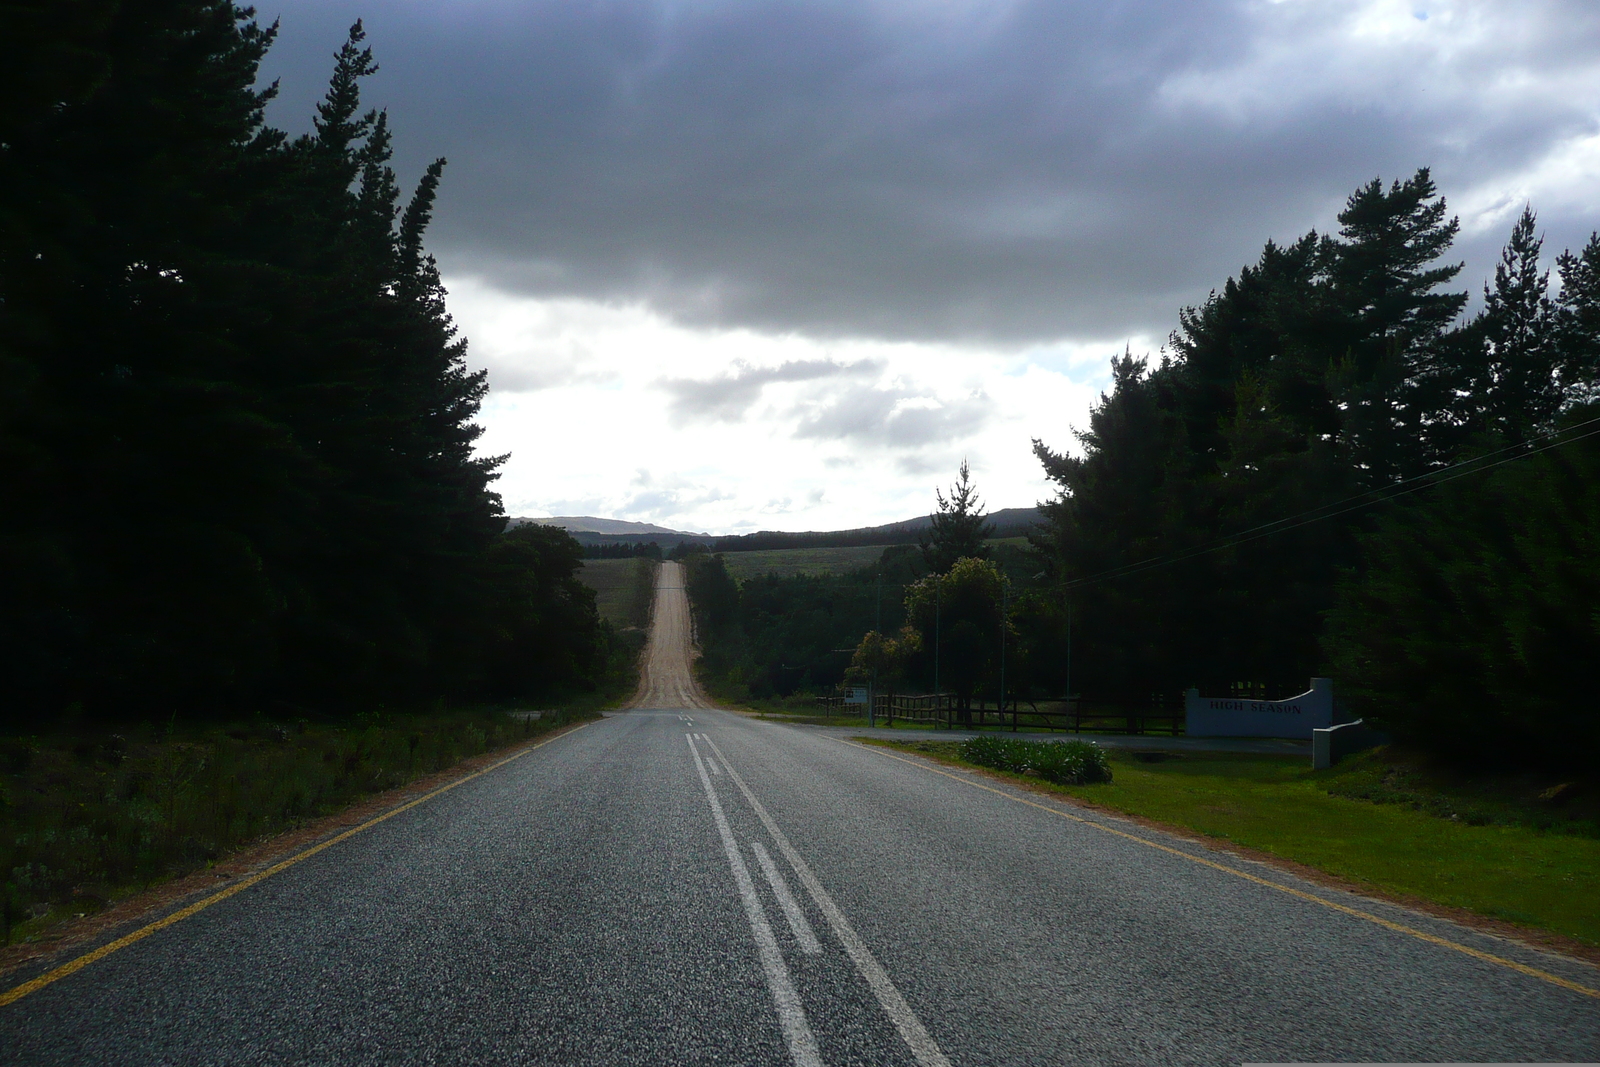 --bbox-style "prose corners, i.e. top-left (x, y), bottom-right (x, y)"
top-left (257, 0), bottom-right (1600, 533)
